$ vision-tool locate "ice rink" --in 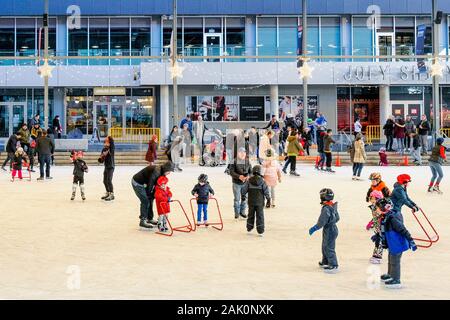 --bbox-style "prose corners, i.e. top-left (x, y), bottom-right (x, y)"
top-left (0, 163), bottom-right (449, 299)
